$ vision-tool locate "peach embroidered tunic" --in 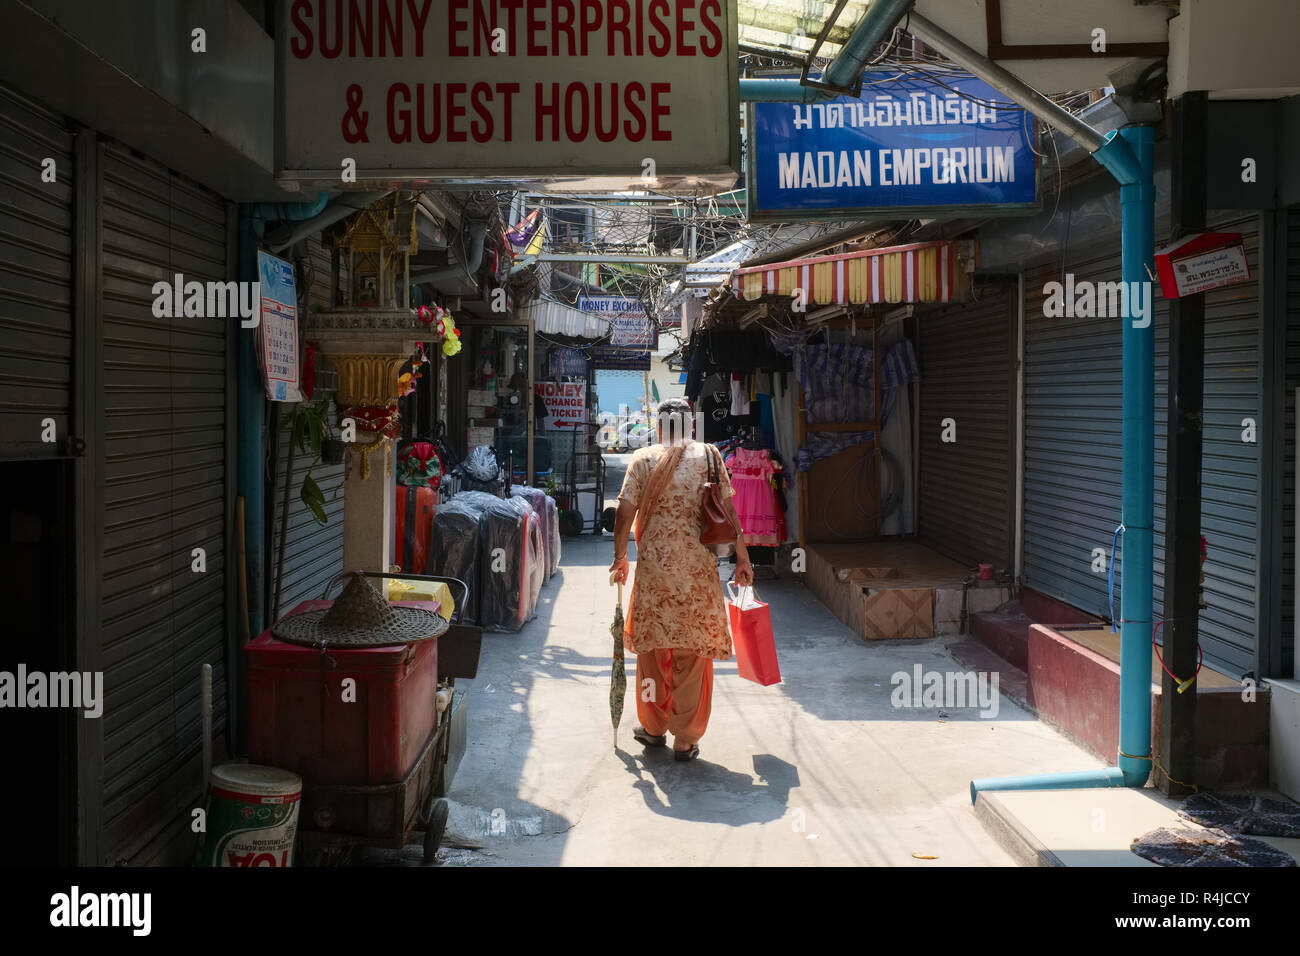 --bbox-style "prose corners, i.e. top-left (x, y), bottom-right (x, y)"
top-left (618, 440), bottom-right (735, 660)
